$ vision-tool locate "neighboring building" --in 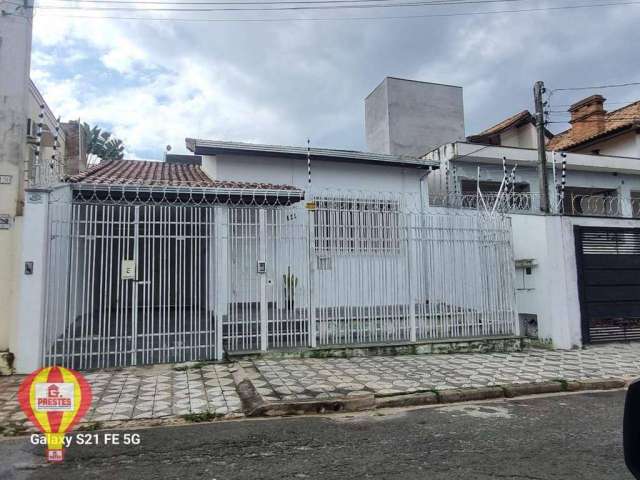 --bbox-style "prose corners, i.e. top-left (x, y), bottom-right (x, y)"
top-left (422, 89), bottom-right (640, 350)
top-left (0, 1), bottom-right (86, 369)
top-left (365, 77), bottom-right (466, 157)
top-left (466, 110), bottom-right (552, 149)
top-left (547, 95), bottom-right (640, 157)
